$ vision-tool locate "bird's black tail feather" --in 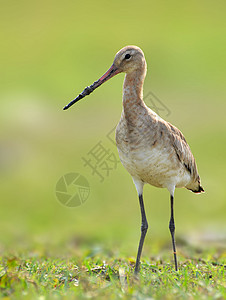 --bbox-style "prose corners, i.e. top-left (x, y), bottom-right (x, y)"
top-left (192, 185), bottom-right (205, 193)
